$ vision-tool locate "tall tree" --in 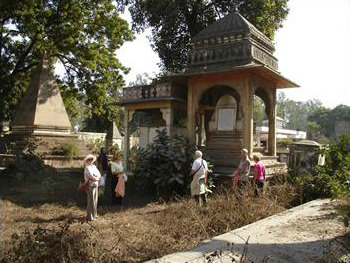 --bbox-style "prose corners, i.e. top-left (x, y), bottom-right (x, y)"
top-left (253, 96), bottom-right (266, 126)
top-left (117, 0), bottom-right (289, 72)
top-left (0, 0), bottom-right (134, 126)
top-left (308, 104), bottom-right (350, 138)
top-left (277, 92), bottom-right (324, 132)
